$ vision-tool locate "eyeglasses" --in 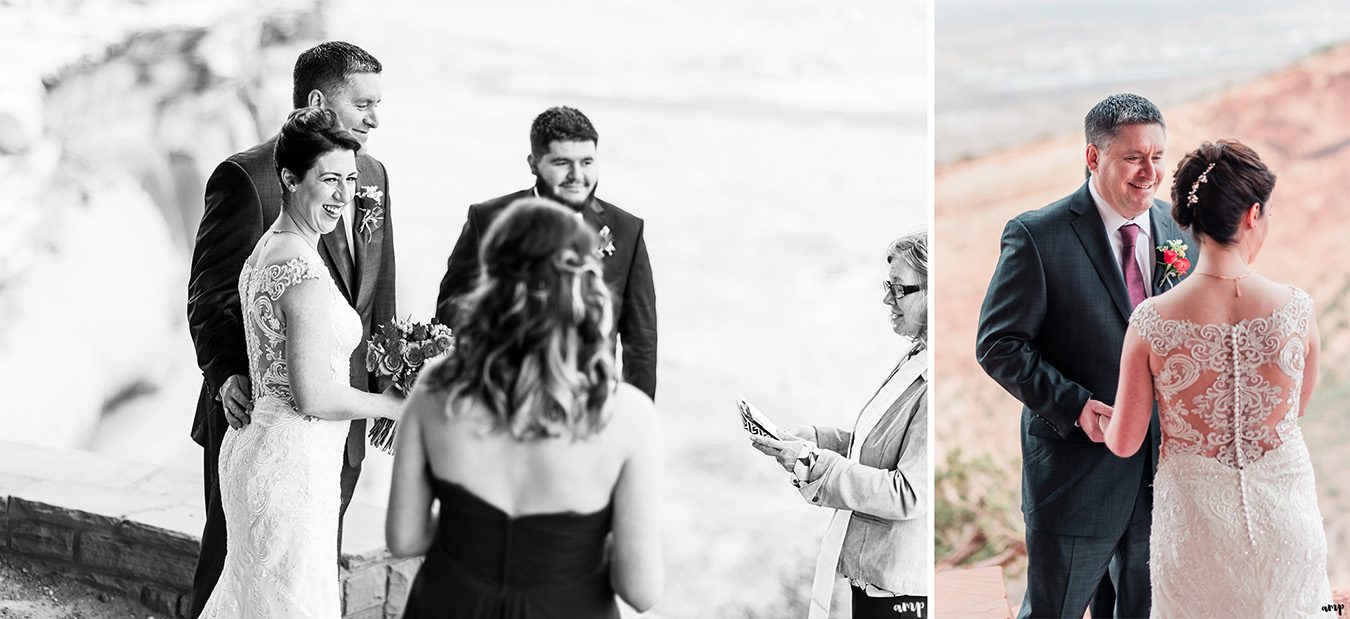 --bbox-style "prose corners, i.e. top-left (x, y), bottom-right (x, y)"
top-left (884, 281), bottom-right (924, 299)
